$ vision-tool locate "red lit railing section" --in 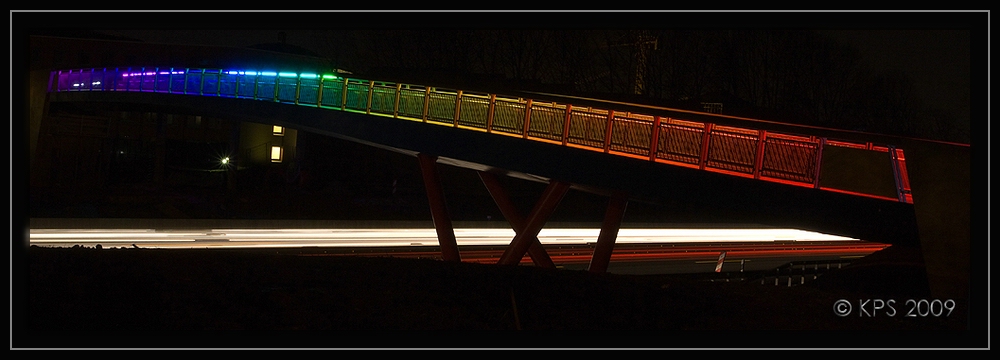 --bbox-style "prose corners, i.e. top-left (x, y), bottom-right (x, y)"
top-left (48, 67), bottom-right (915, 204)
top-left (759, 132), bottom-right (821, 184)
